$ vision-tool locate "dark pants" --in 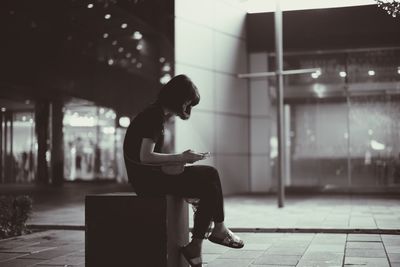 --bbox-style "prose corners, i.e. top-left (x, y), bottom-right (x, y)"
top-left (132, 165), bottom-right (225, 239)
